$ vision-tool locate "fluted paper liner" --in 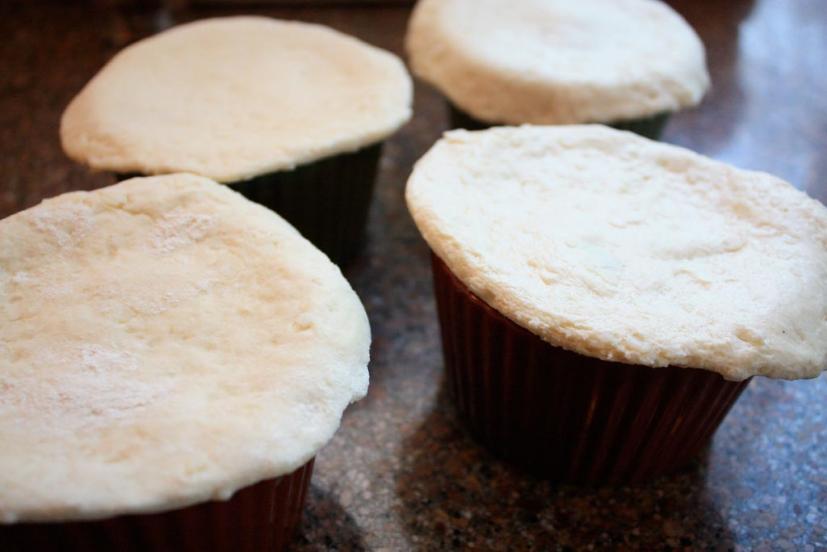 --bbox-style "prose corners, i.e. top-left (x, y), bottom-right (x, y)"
top-left (448, 103), bottom-right (670, 139)
top-left (1, 459), bottom-right (314, 551)
top-left (229, 145), bottom-right (381, 265)
top-left (432, 253), bottom-right (750, 483)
